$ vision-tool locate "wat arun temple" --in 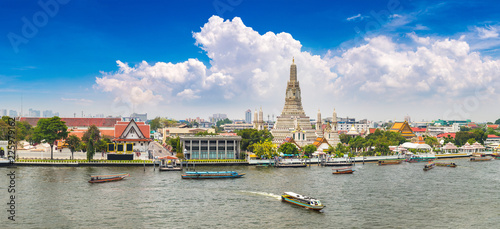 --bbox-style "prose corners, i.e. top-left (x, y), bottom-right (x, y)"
top-left (265, 59), bottom-right (340, 147)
